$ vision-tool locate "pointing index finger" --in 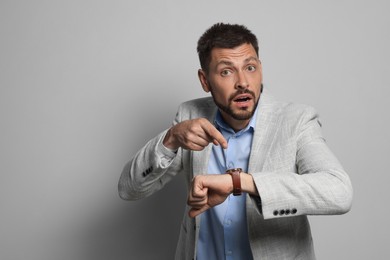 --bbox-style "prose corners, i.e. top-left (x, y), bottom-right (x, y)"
top-left (201, 121), bottom-right (228, 149)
